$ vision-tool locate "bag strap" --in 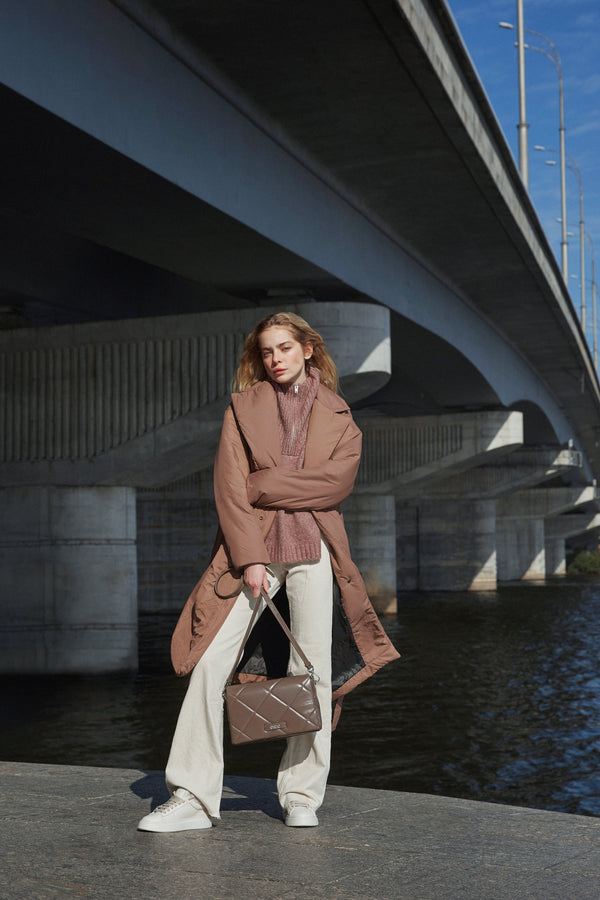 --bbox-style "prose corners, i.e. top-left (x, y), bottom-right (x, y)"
top-left (225, 588), bottom-right (316, 686)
